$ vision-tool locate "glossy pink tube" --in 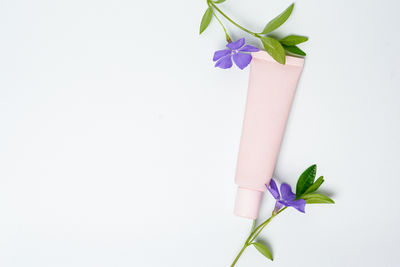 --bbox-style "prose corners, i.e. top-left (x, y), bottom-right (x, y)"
top-left (234, 51), bottom-right (304, 219)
